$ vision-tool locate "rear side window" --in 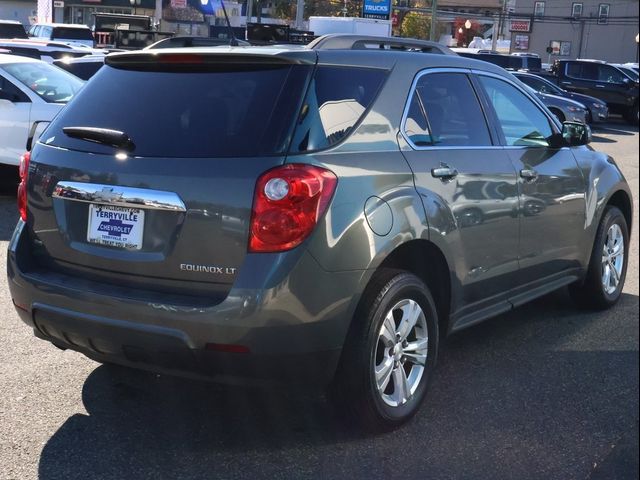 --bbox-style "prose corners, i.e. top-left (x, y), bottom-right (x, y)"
top-left (478, 76), bottom-right (553, 147)
top-left (43, 63), bottom-right (310, 158)
top-left (1, 61), bottom-right (83, 103)
top-left (290, 66), bottom-right (387, 153)
top-left (0, 75), bottom-right (30, 103)
top-left (53, 27), bottom-right (94, 41)
top-left (566, 62), bottom-right (598, 80)
top-left (403, 72), bottom-right (492, 147)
